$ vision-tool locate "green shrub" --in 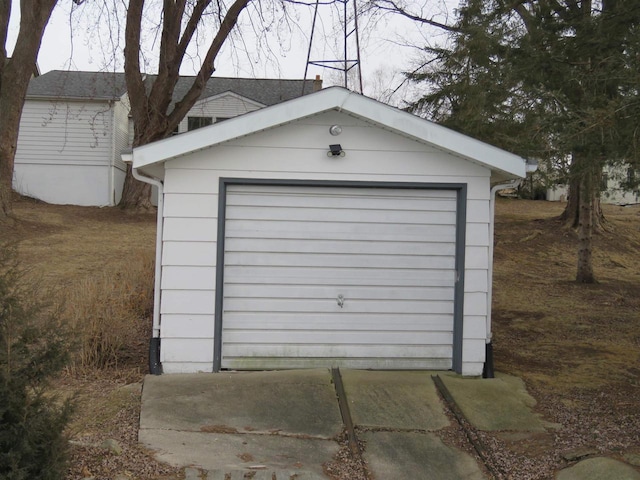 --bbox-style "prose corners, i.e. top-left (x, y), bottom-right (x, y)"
top-left (0, 246), bottom-right (73, 480)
